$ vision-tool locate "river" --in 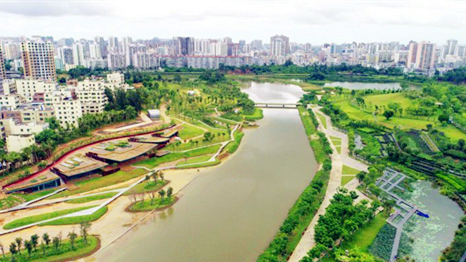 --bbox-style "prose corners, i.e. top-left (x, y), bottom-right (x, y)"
top-left (324, 81), bottom-right (401, 90)
top-left (95, 82), bottom-right (318, 262)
